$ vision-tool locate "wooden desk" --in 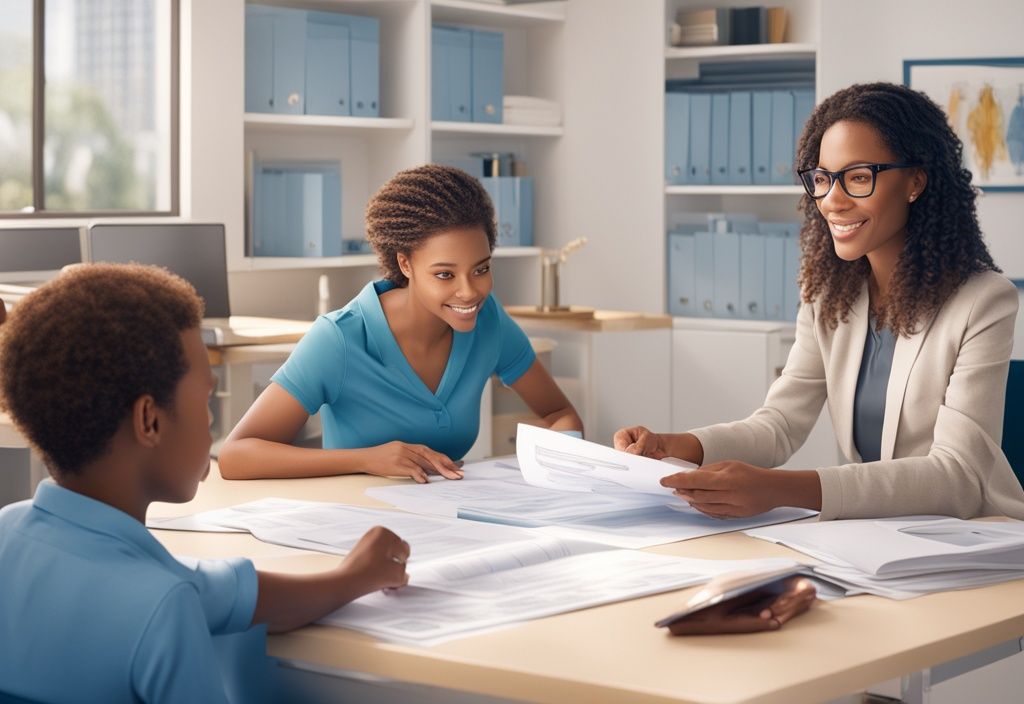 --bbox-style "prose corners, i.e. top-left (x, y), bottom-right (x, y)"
top-left (151, 465), bottom-right (1024, 704)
